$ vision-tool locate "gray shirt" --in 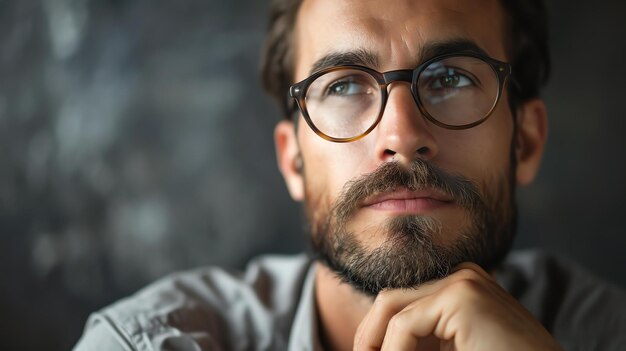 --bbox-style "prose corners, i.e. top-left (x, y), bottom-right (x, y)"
top-left (73, 250), bottom-right (626, 350)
